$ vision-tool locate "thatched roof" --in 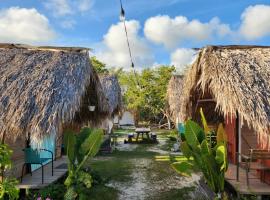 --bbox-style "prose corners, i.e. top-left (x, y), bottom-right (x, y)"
top-left (0, 44), bottom-right (109, 145)
top-left (167, 75), bottom-right (184, 122)
top-left (99, 74), bottom-right (122, 116)
top-left (181, 45), bottom-right (270, 133)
